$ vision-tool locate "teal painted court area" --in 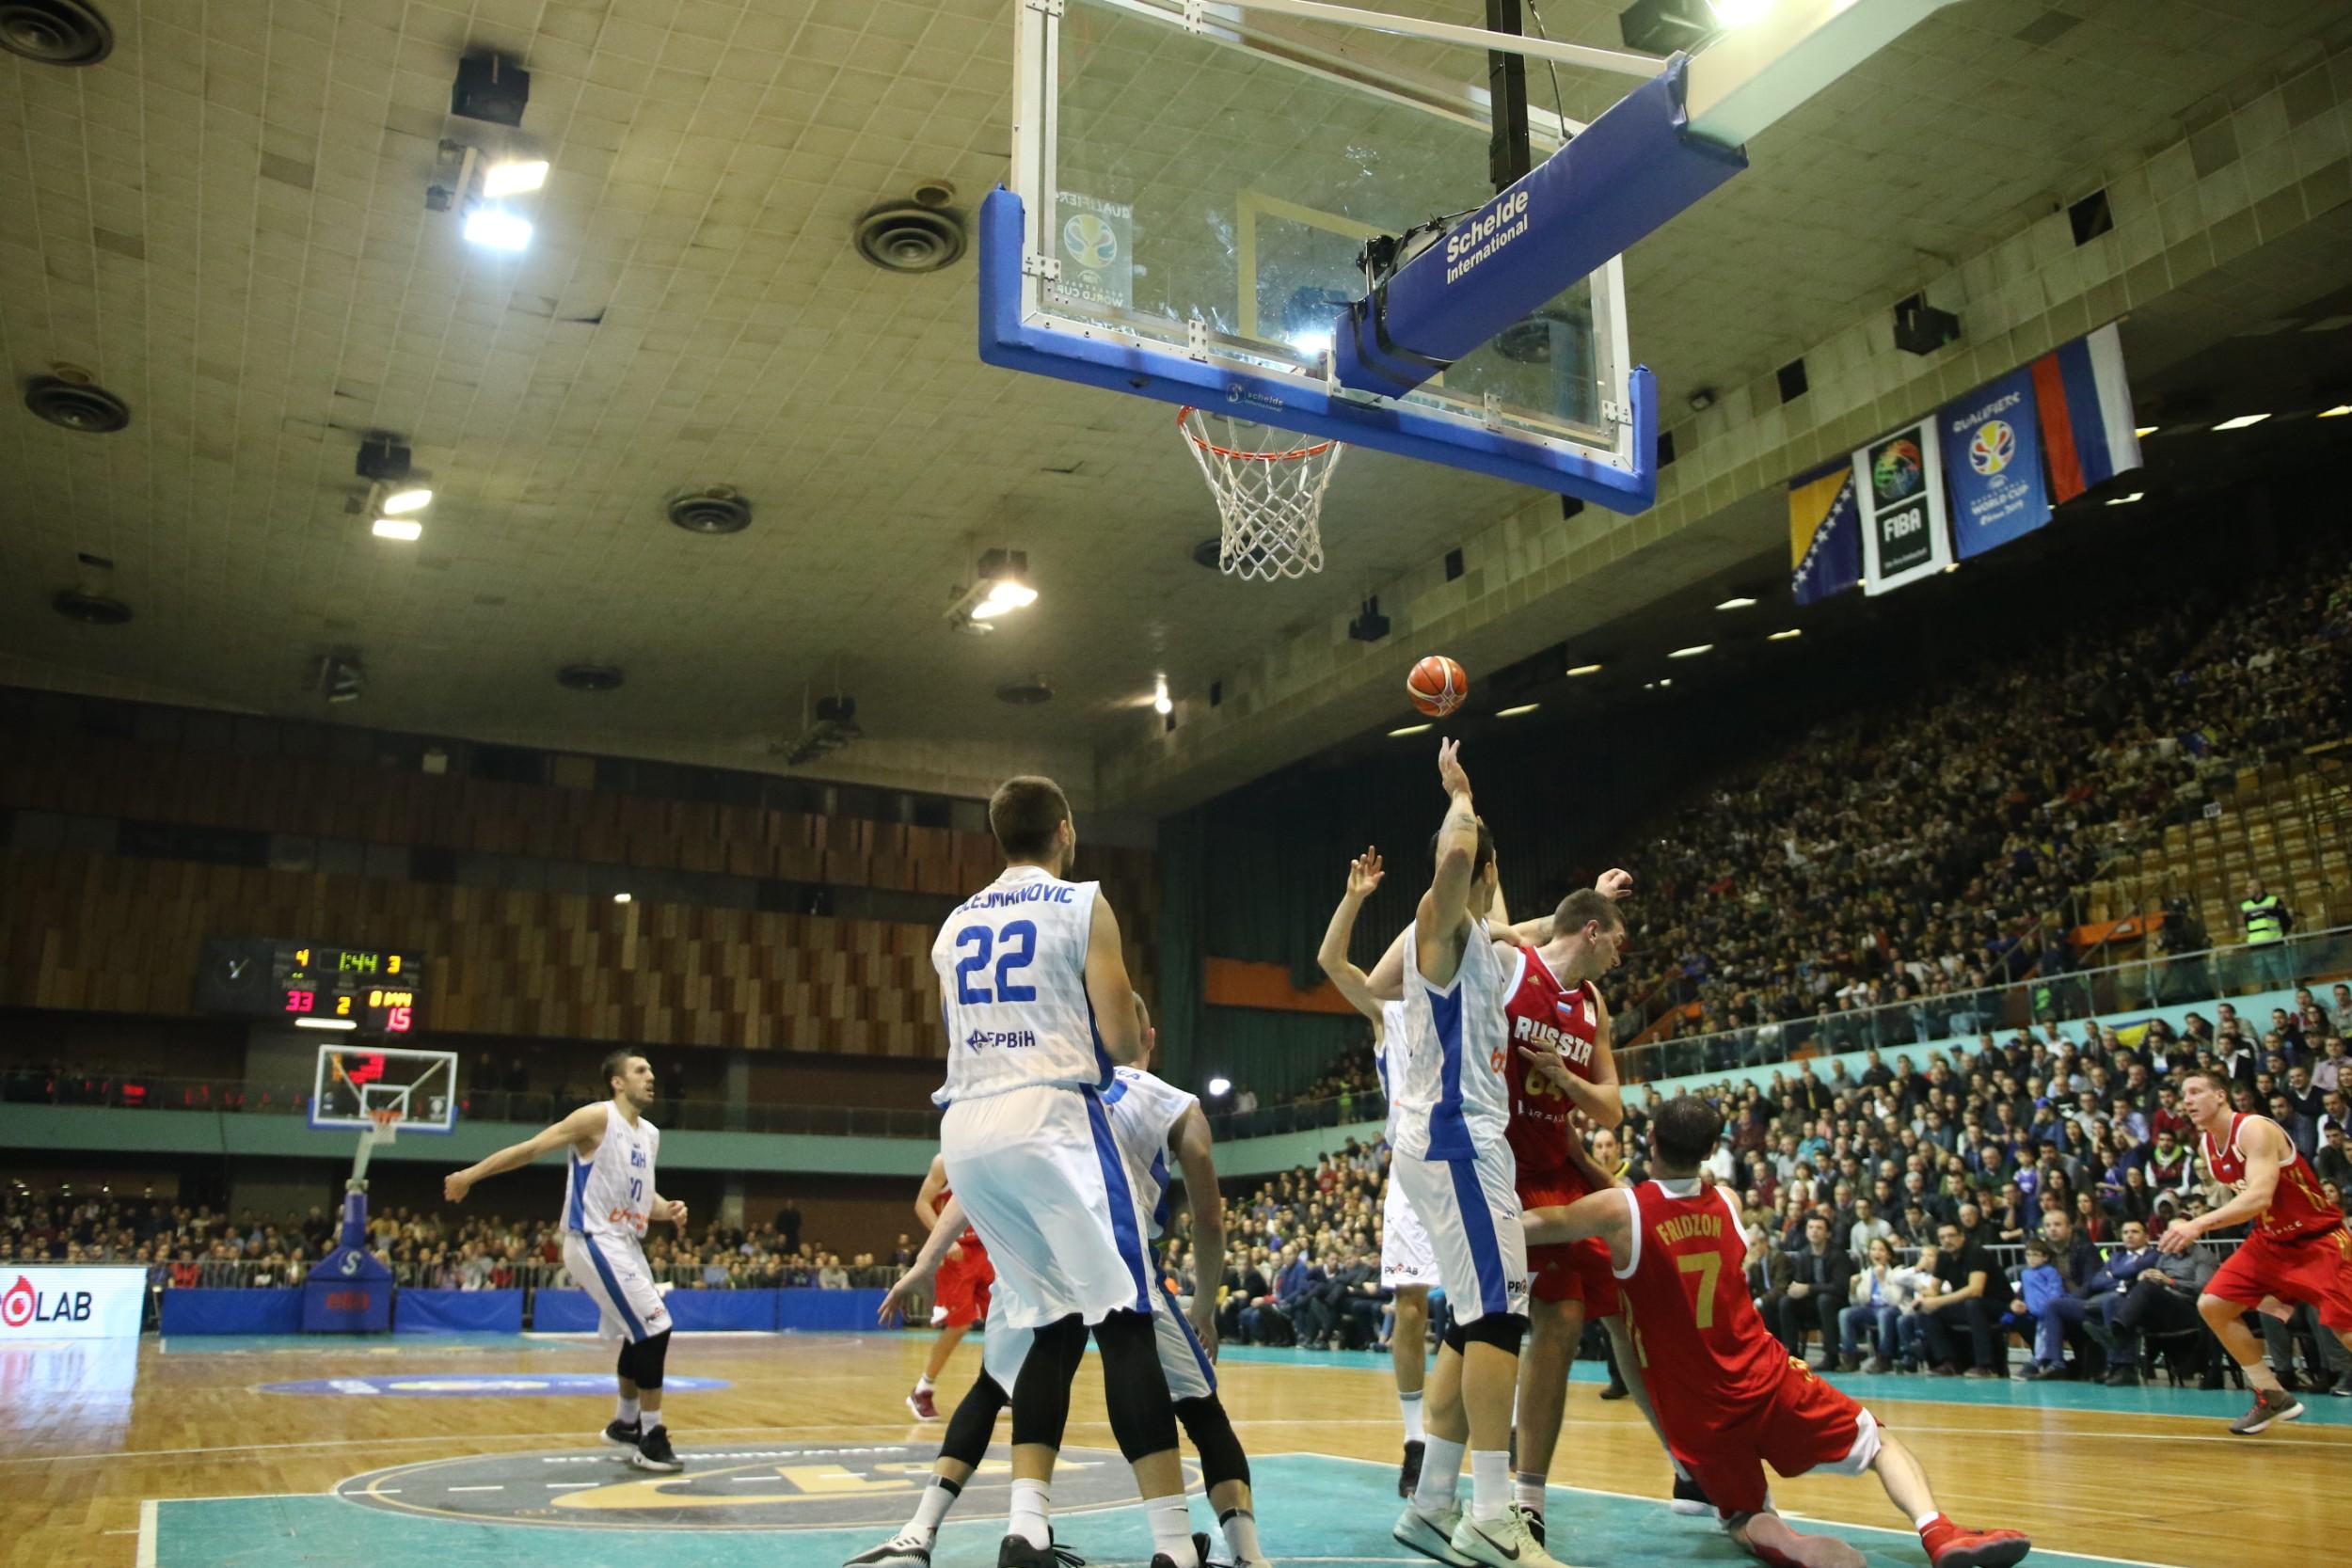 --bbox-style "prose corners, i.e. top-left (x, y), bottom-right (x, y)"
top-left (151, 1452), bottom-right (2138, 1568)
